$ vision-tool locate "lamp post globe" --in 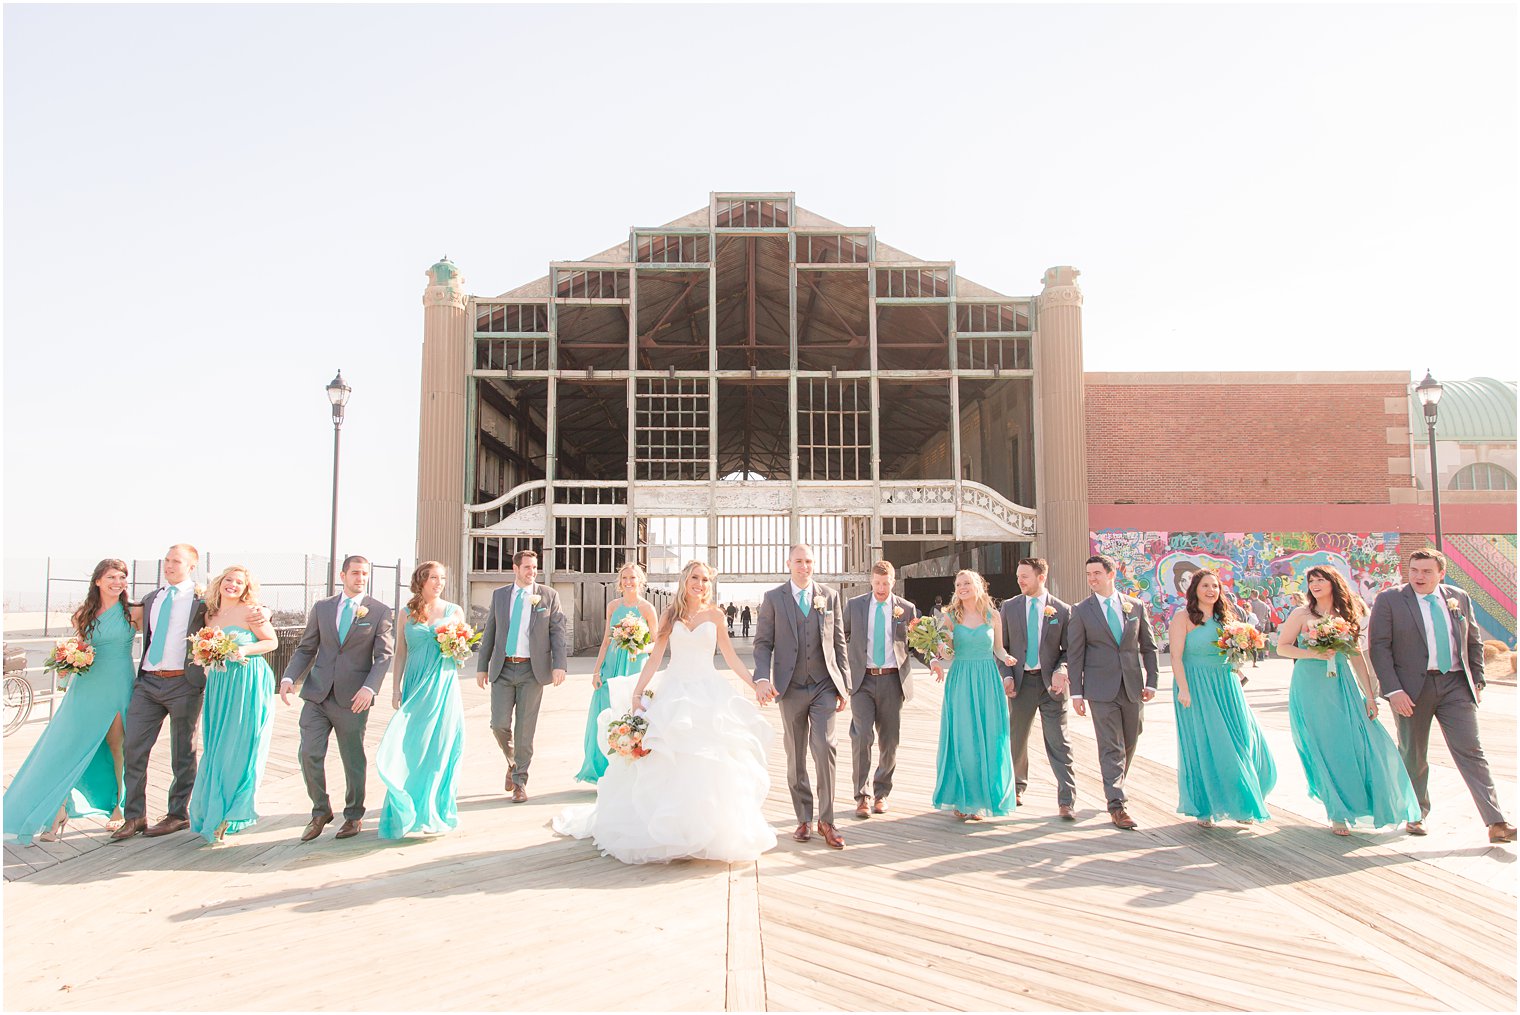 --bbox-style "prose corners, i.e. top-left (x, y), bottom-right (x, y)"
top-left (326, 370), bottom-right (351, 594)
top-left (1415, 370), bottom-right (1443, 552)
